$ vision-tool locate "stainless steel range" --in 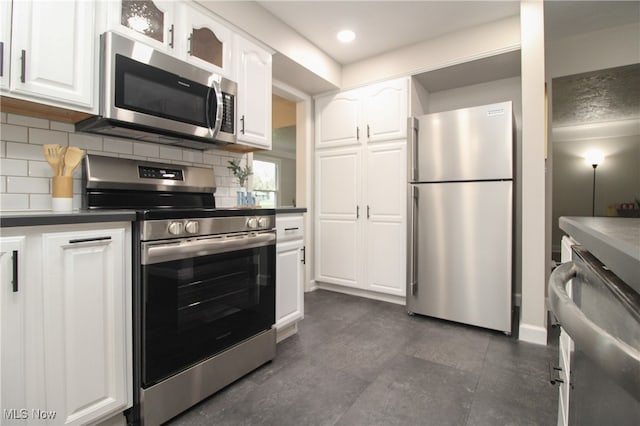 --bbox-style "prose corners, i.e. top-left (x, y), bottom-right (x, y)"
top-left (83, 154), bottom-right (276, 426)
